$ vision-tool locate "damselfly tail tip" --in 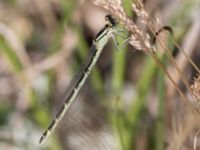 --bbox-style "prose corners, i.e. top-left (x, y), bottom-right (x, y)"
top-left (39, 136), bottom-right (44, 144)
top-left (39, 133), bottom-right (47, 144)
